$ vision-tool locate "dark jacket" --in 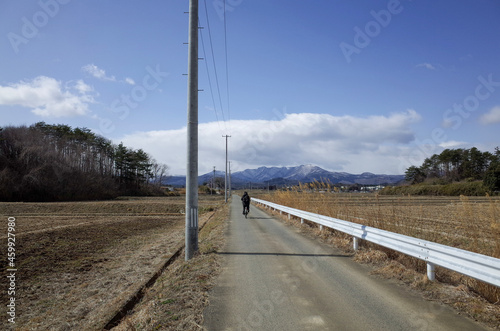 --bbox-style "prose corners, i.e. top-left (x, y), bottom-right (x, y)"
top-left (241, 193), bottom-right (250, 206)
